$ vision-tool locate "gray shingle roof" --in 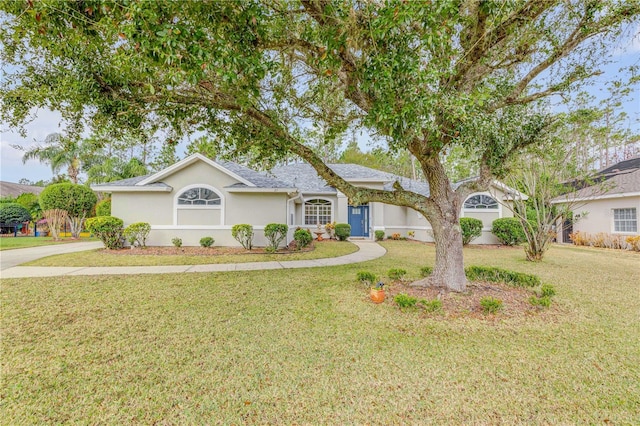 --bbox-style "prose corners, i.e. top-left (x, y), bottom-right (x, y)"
top-left (0, 181), bottom-right (45, 198)
top-left (269, 162), bottom-right (431, 196)
top-left (217, 161), bottom-right (293, 188)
